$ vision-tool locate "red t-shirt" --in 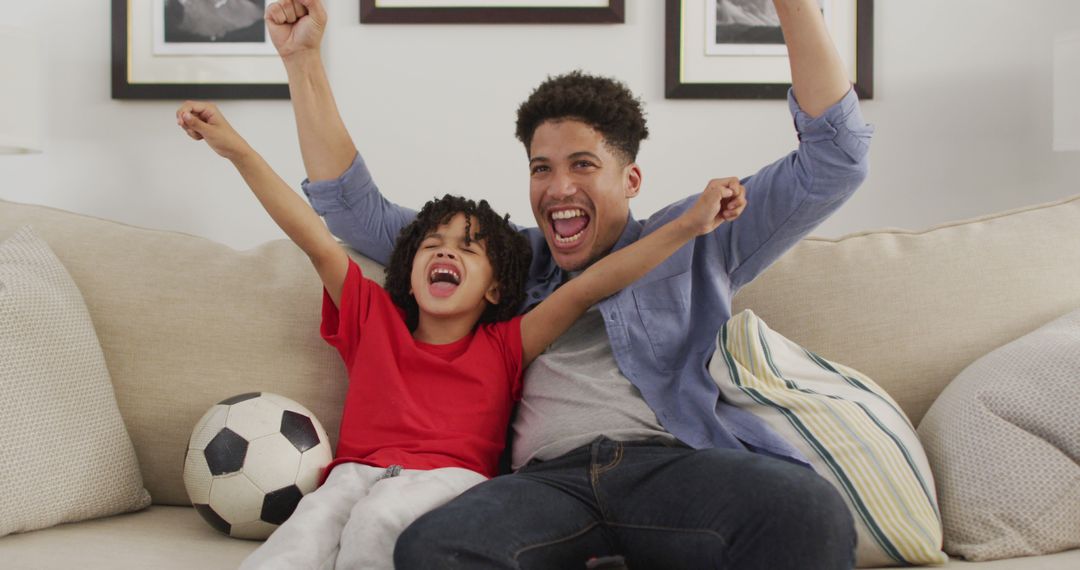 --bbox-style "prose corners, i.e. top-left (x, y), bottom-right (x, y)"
top-left (319, 259), bottom-right (524, 481)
